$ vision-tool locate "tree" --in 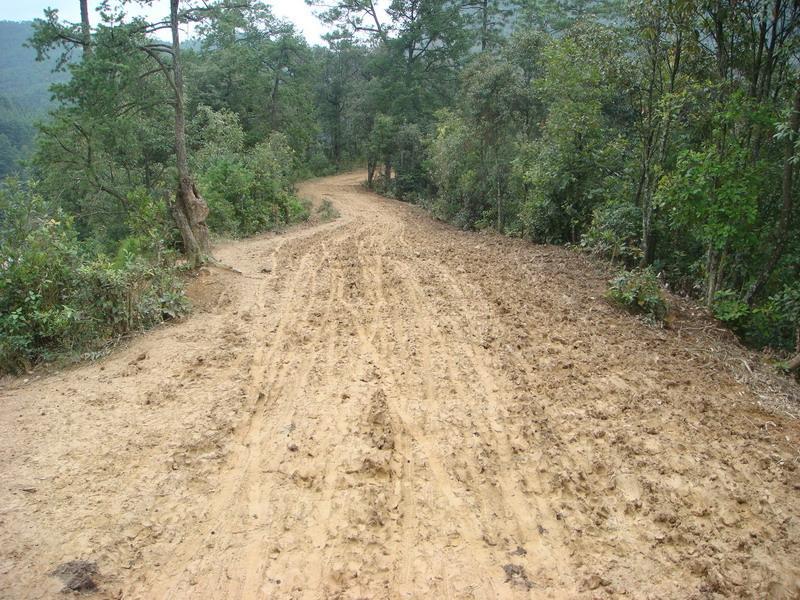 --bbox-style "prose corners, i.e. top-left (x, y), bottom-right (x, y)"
top-left (744, 80), bottom-right (800, 305)
top-left (315, 0), bottom-right (470, 190)
top-left (630, 0), bottom-right (689, 266)
top-left (313, 39), bottom-right (369, 166)
top-left (167, 0), bottom-right (211, 265)
top-left (460, 52), bottom-right (525, 229)
top-left (191, 2), bottom-right (319, 160)
top-left (31, 0), bottom-right (227, 265)
top-left (80, 0), bottom-right (92, 56)
top-left (462, 0), bottom-right (513, 52)
top-left (519, 22), bottom-right (632, 243)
